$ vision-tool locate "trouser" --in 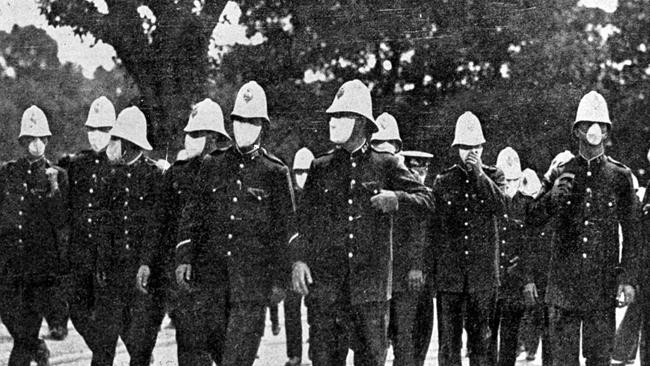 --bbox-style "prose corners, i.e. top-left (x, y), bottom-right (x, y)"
top-left (0, 282), bottom-right (56, 366)
top-left (548, 305), bottom-right (615, 366)
top-left (44, 280), bottom-right (69, 331)
top-left (307, 295), bottom-right (388, 366)
top-left (270, 303), bottom-right (279, 329)
top-left (70, 282), bottom-right (165, 366)
top-left (519, 302), bottom-right (552, 365)
top-left (173, 285), bottom-right (267, 366)
top-left (389, 291), bottom-right (419, 366)
top-left (489, 297), bottom-right (525, 366)
top-left (437, 290), bottom-right (496, 366)
top-left (284, 291), bottom-right (304, 359)
top-left (413, 288), bottom-right (434, 366)
top-left (612, 299), bottom-right (642, 361)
